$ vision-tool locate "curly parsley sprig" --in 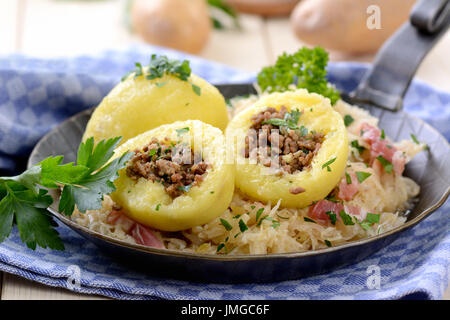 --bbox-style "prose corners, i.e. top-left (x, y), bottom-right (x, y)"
top-left (0, 137), bottom-right (133, 250)
top-left (257, 47), bottom-right (340, 105)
